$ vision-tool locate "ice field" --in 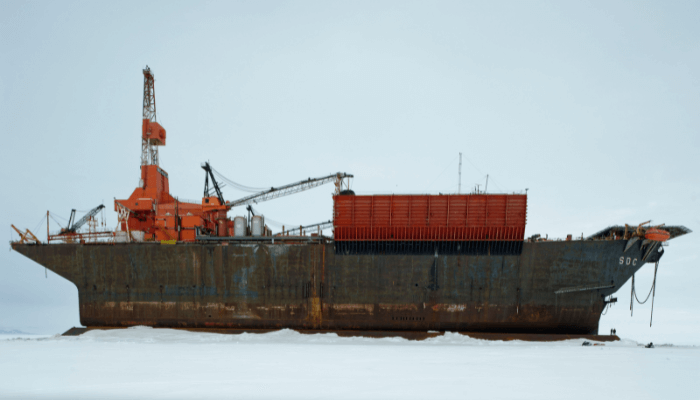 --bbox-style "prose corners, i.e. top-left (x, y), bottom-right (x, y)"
top-left (0, 327), bottom-right (697, 400)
